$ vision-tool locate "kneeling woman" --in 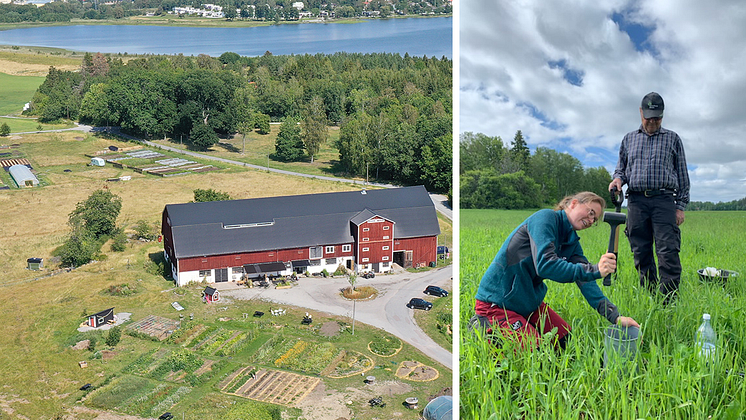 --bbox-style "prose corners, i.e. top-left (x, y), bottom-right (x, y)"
top-left (474, 191), bottom-right (639, 350)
